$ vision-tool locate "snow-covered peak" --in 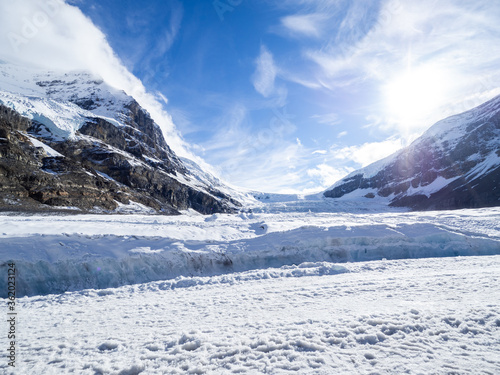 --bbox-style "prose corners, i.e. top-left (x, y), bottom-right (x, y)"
top-left (417, 93), bottom-right (500, 147)
top-left (324, 93), bottom-right (500, 210)
top-left (34, 69), bottom-right (134, 121)
top-left (0, 90), bottom-right (93, 139)
top-left (0, 59), bottom-right (48, 96)
top-left (0, 59), bottom-right (136, 137)
top-left (329, 94), bottom-right (500, 190)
